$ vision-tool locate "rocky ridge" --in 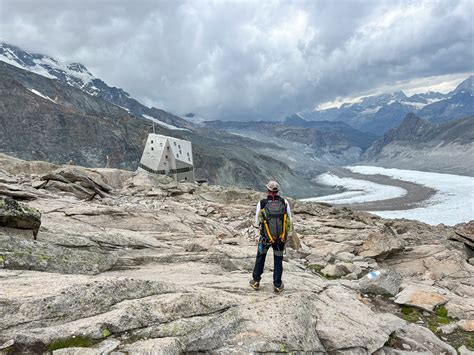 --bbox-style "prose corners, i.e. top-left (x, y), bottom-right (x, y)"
top-left (362, 114), bottom-right (474, 176)
top-left (0, 154), bottom-right (473, 354)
